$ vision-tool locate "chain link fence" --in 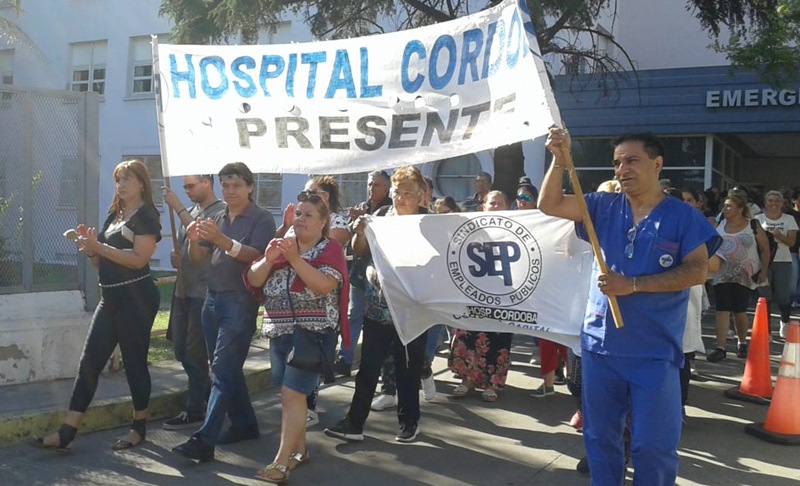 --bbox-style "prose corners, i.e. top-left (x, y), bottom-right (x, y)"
top-left (0, 85), bottom-right (99, 296)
